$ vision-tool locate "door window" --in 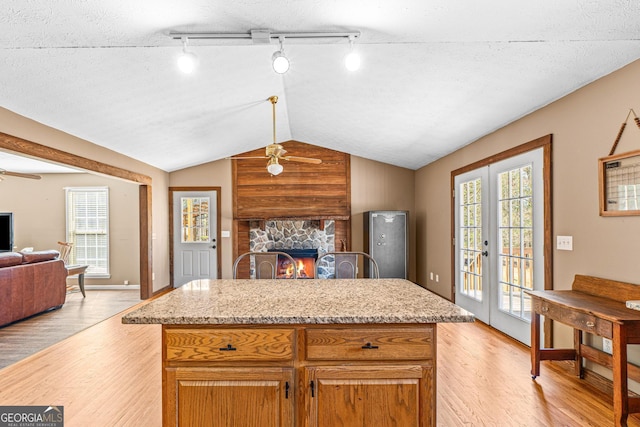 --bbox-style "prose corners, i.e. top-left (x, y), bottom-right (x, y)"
top-left (181, 197), bottom-right (210, 243)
